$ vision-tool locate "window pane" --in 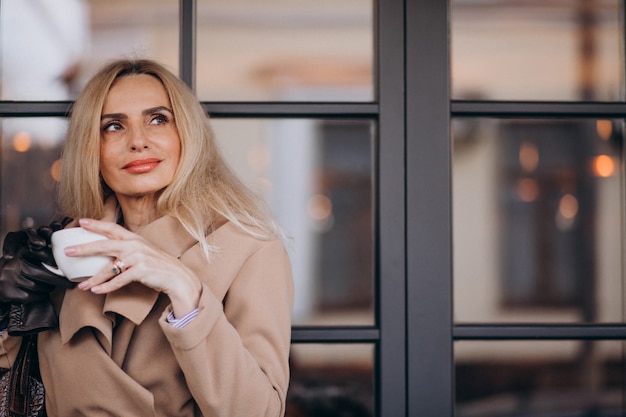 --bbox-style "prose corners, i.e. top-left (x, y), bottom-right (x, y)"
top-left (85, 0), bottom-right (179, 83)
top-left (456, 340), bottom-right (626, 416)
top-left (1, 119), bottom-right (64, 233)
top-left (0, 116), bottom-right (375, 326)
top-left (0, 0), bottom-right (179, 101)
top-left (196, 0), bottom-right (374, 102)
top-left (212, 119), bottom-right (375, 326)
top-left (0, 0), bottom-right (90, 101)
top-left (451, 0), bottom-right (624, 101)
top-left (289, 343), bottom-right (374, 417)
top-left (453, 118), bottom-right (624, 323)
